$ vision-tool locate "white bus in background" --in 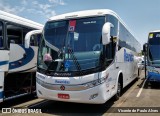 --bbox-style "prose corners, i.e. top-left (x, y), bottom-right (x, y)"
top-left (0, 10), bottom-right (43, 102)
top-left (27, 9), bottom-right (141, 104)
